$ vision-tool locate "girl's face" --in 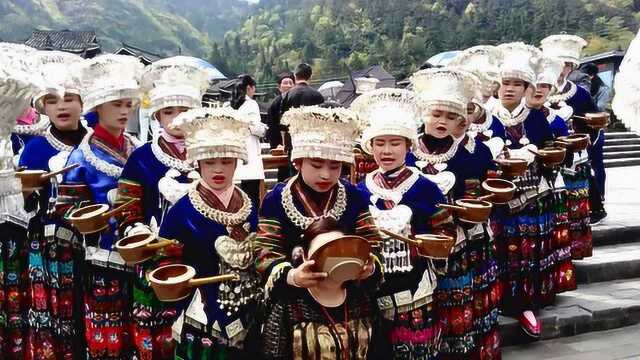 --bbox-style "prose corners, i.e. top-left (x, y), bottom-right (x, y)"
top-left (156, 106), bottom-right (189, 138)
top-left (498, 78), bottom-right (527, 109)
top-left (43, 93), bottom-right (82, 131)
top-left (425, 109), bottom-right (460, 139)
top-left (371, 135), bottom-right (409, 172)
top-left (296, 158), bottom-right (342, 193)
top-left (246, 84), bottom-right (256, 98)
top-left (95, 98), bottom-right (135, 133)
top-left (529, 83), bottom-right (552, 108)
top-left (199, 157), bottom-right (237, 191)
